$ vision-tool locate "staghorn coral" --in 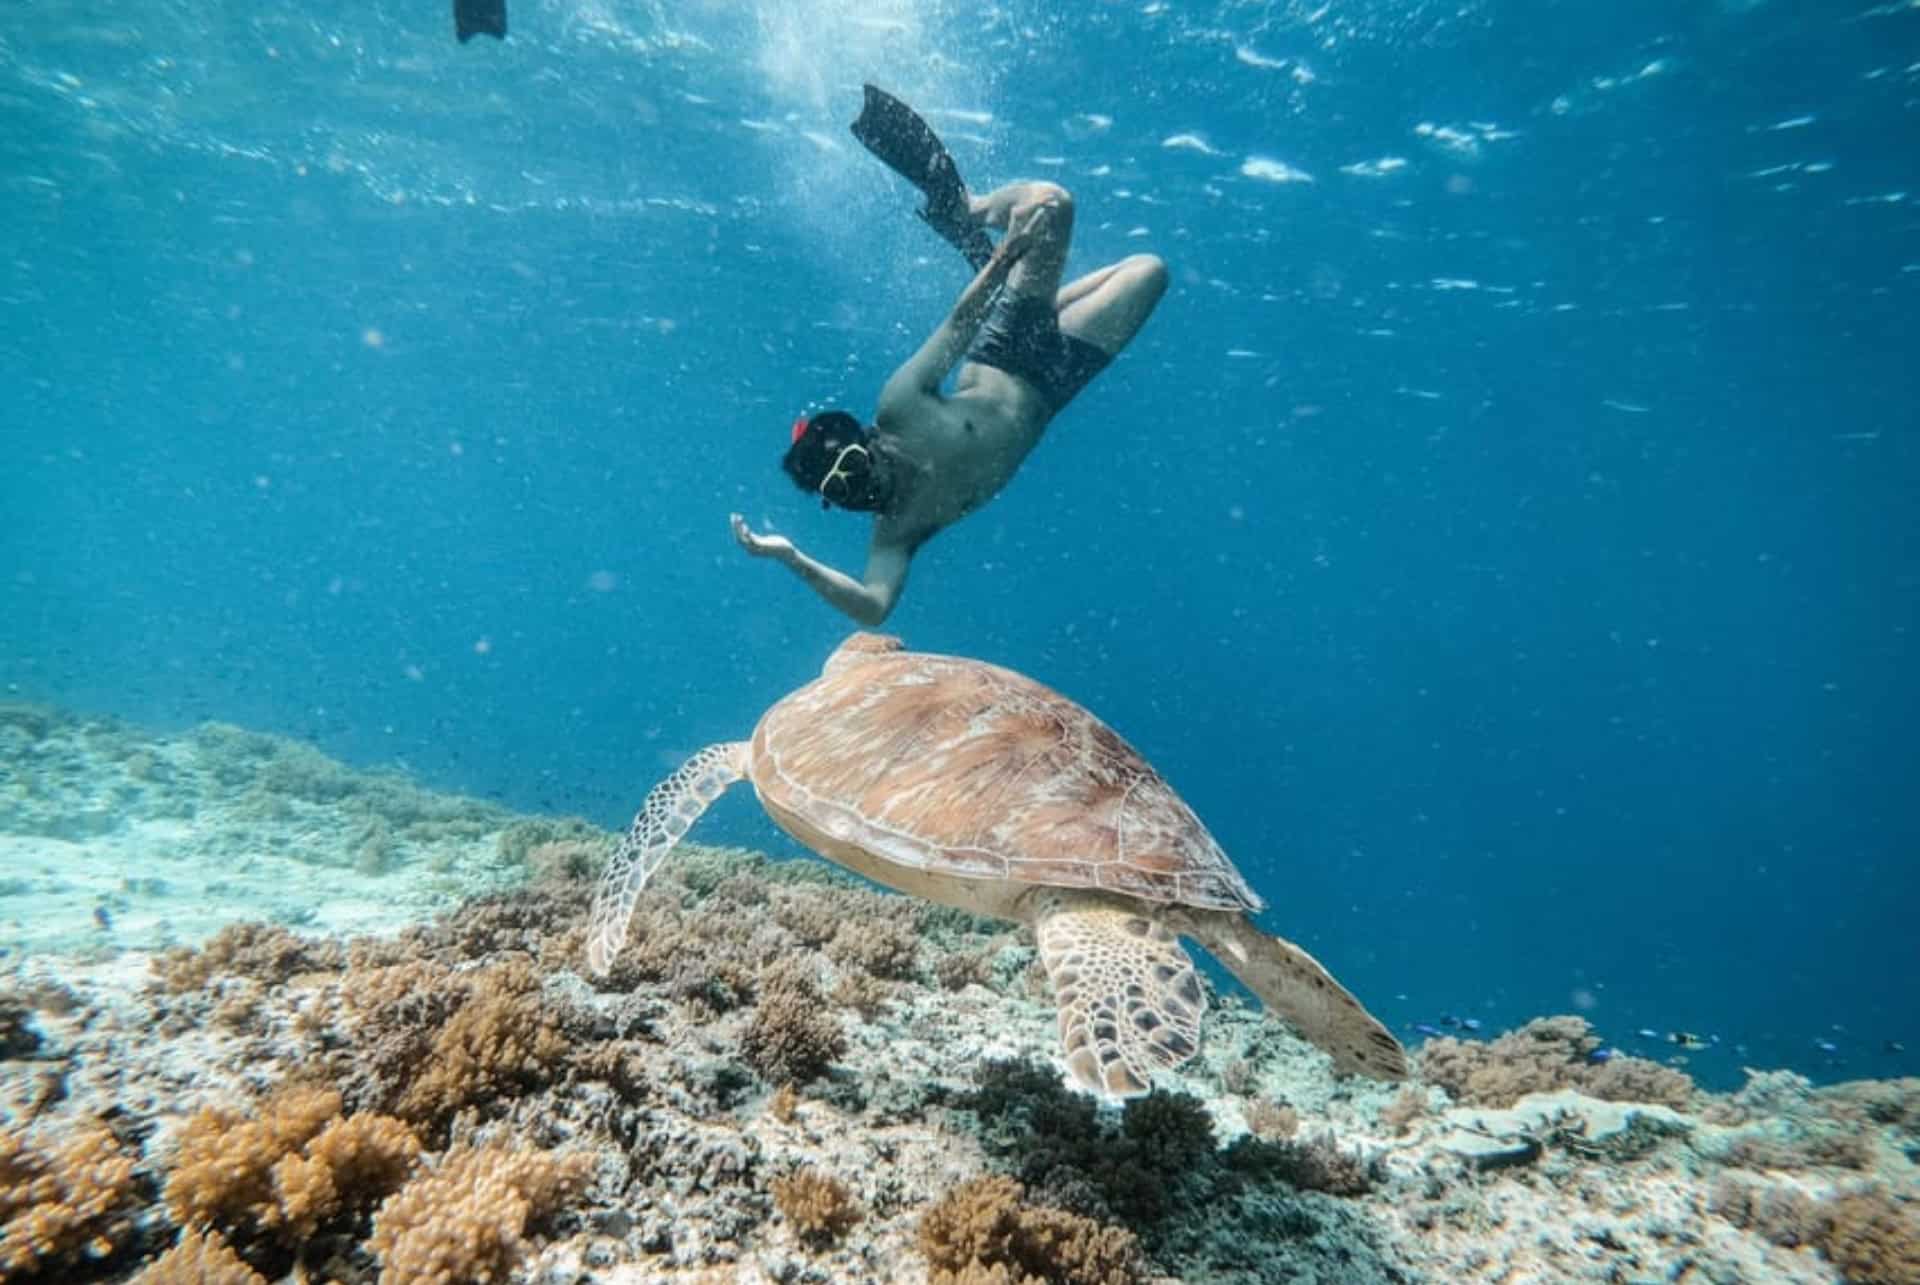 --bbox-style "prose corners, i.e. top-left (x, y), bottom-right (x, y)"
top-left (917, 1174), bottom-right (1145, 1285)
top-left (130, 1228), bottom-right (269, 1285)
top-left (740, 961), bottom-right (847, 1085)
top-left (366, 1144), bottom-right (592, 1285)
top-left (163, 1085), bottom-right (420, 1246)
top-left (770, 1168), bottom-right (862, 1247)
top-left (1416, 1015), bottom-right (1695, 1110)
top-left (0, 1123), bottom-right (142, 1277)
